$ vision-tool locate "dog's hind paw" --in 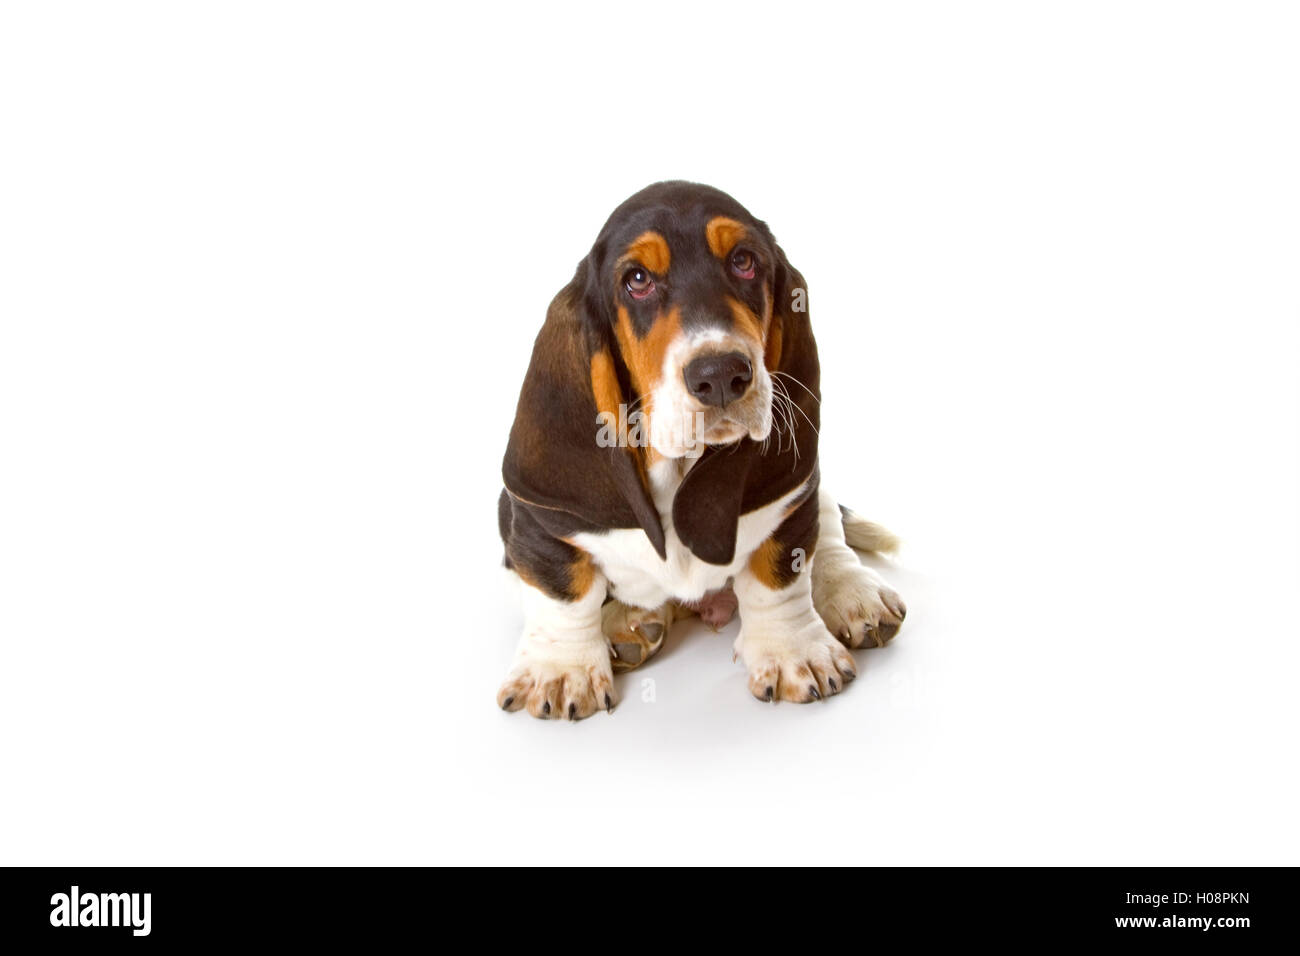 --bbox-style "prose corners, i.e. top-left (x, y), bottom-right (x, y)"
top-left (602, 599), bottom-right (675, 672)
